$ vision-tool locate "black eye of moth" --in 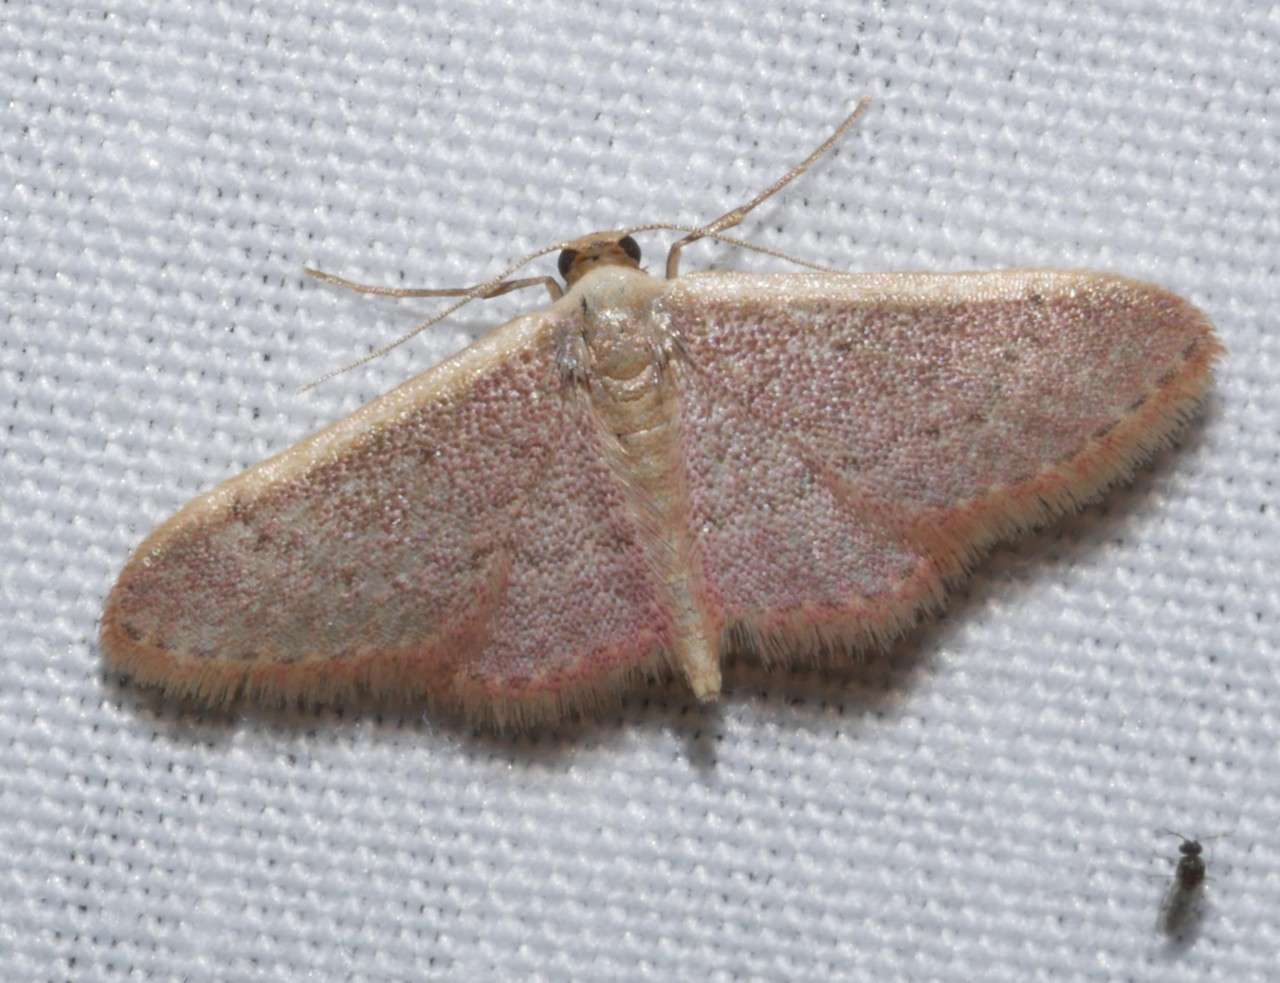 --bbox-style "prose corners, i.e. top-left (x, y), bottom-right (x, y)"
top-left (557, 248), bottom-right (578, 280)
top-left (619, 235), bottom-right (641, 263)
